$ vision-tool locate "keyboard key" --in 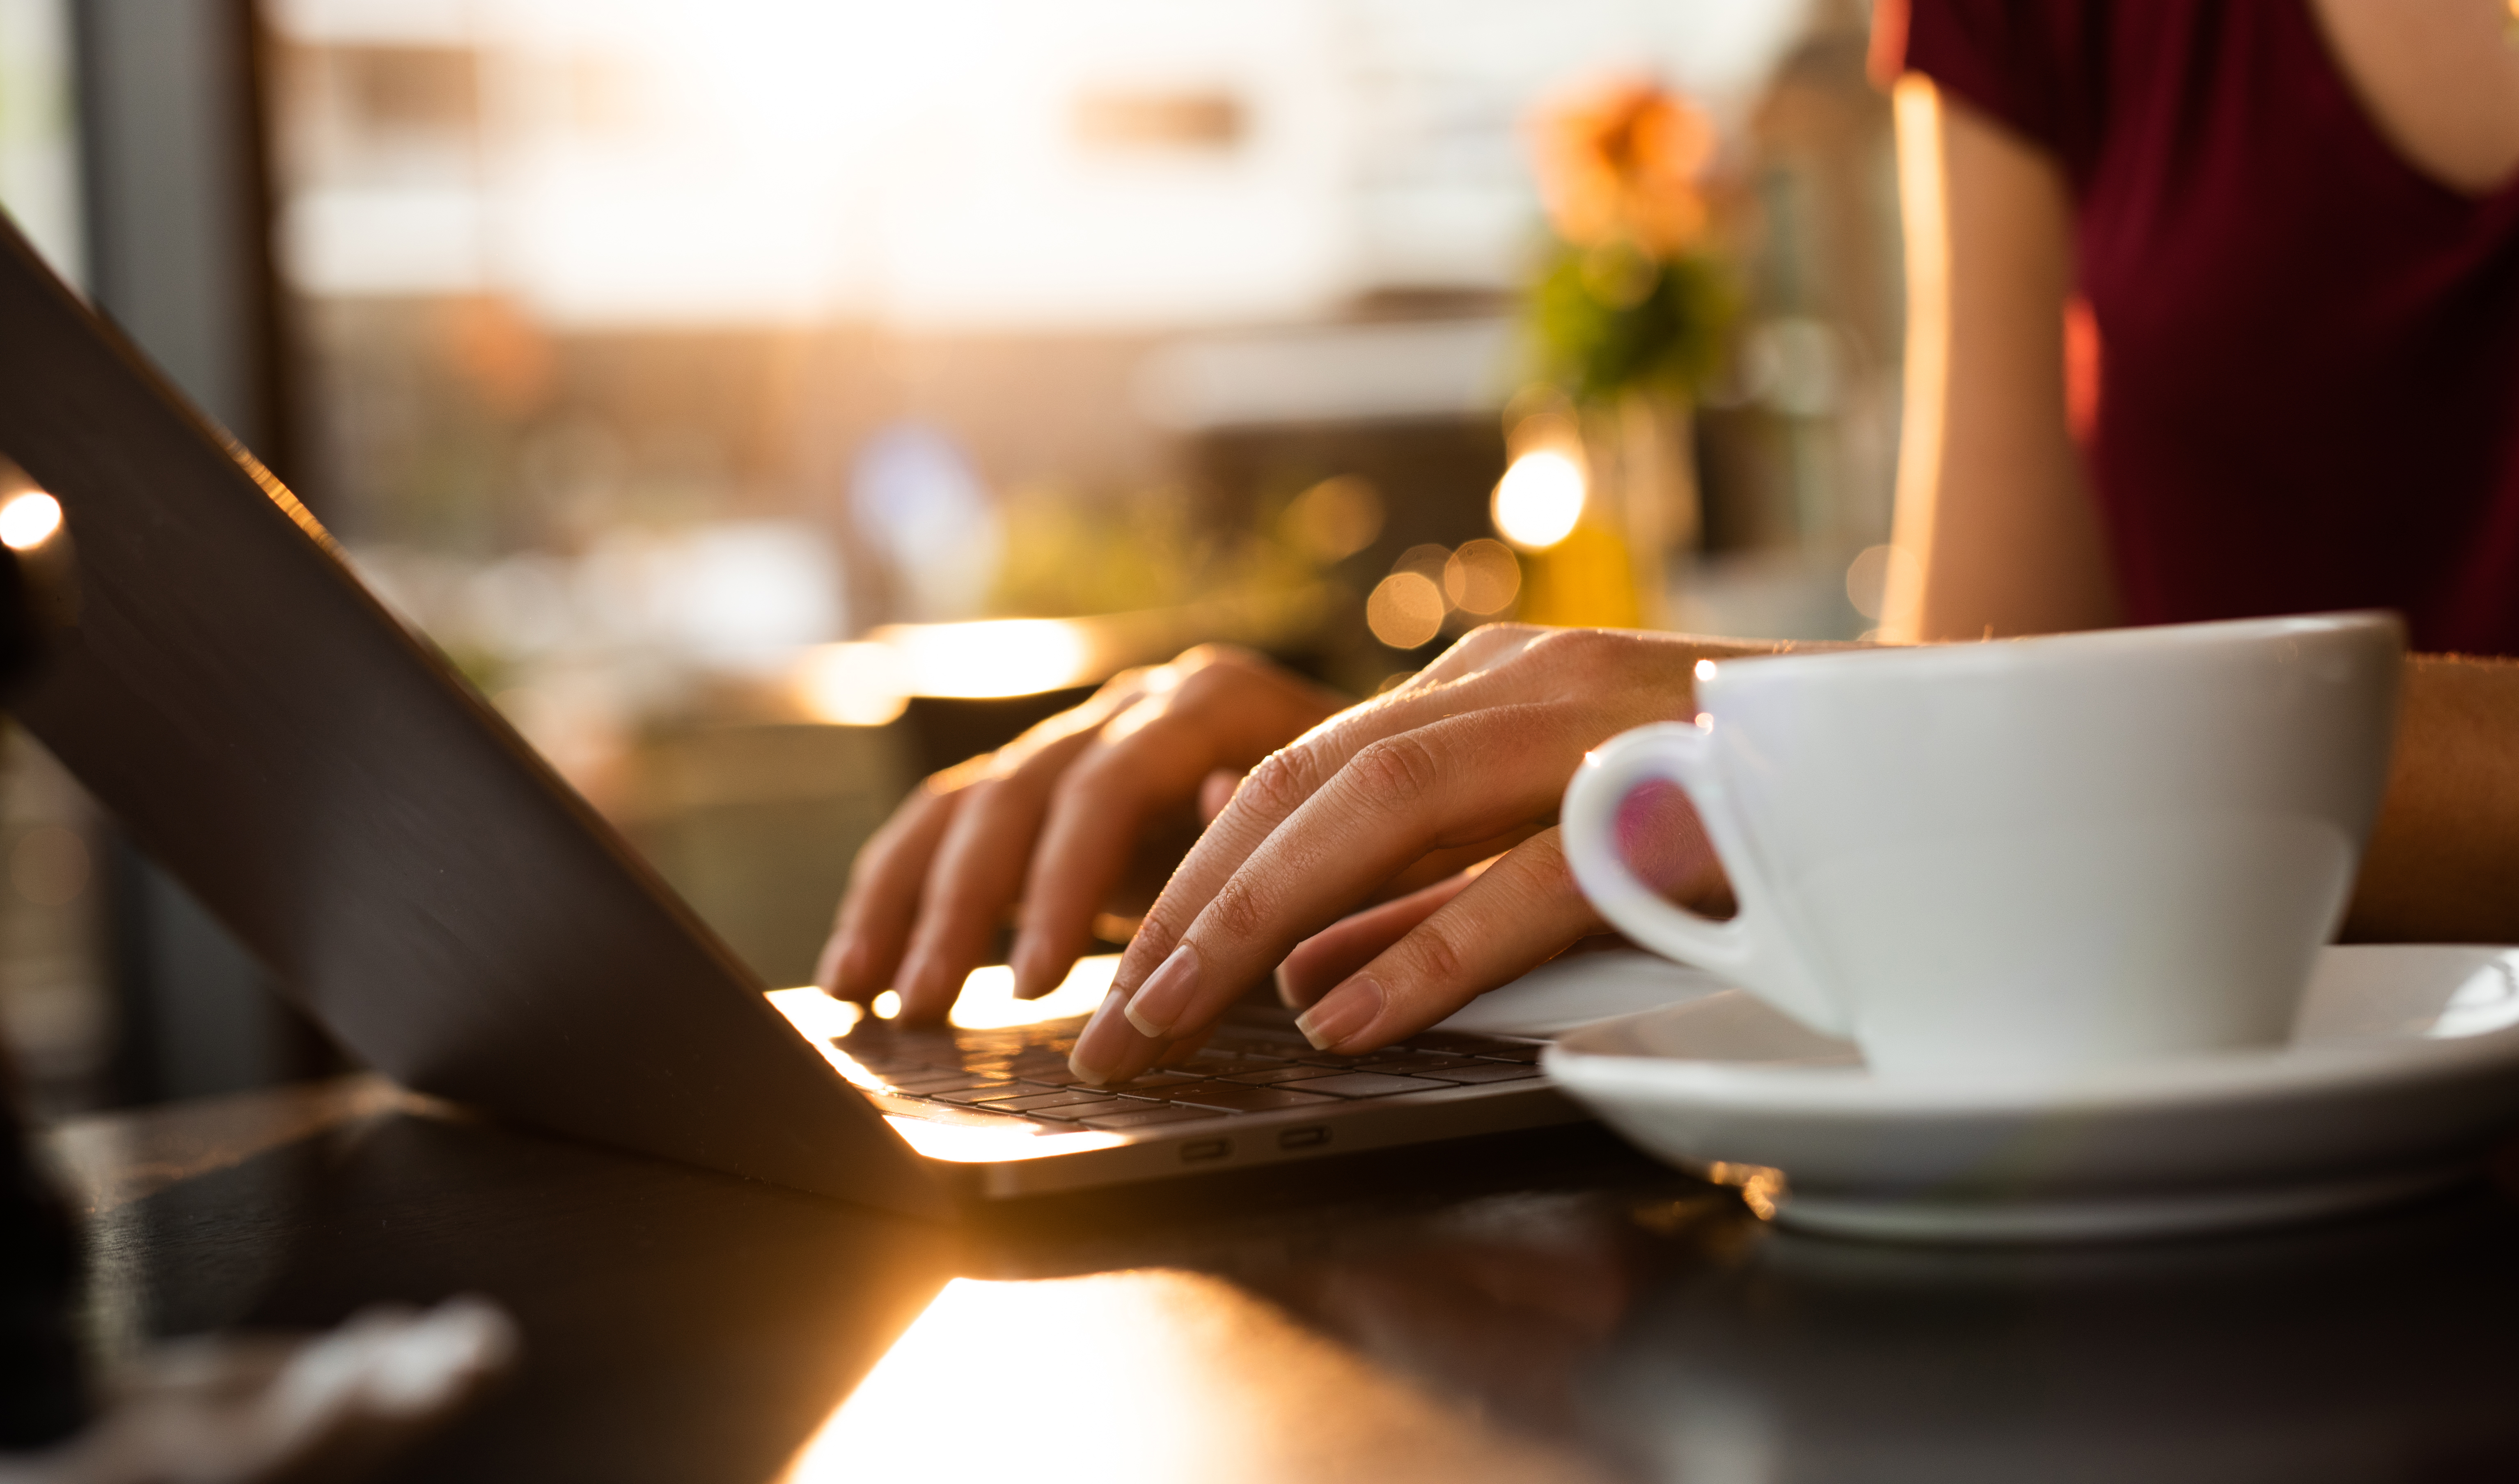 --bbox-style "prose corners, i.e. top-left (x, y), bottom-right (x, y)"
top-left (1351, 1053), bottom-right (1491, 1075)
top-left (1078, 1105), bottom-right (1223, 1130)
top-left (1178, 1047), bottom-right (1292, 1069)
top-left (1281, 1072), bottom-right (1455, 1099)
top-left (977, 1088), bottom-right (1124, 1112)
top-left (1105, 1072), bottom-right (1203, 1094)
top-left (885, 1072), bottom-right (1008, 1093)
top-left (1219, 1066), bottom-right (1337, 1086)
top-left (929, 1083), bottom-right (1031, 1104)
top-left (1423, 1063), bottom-right (1546, 1085)
top-left (1469, 1044), bottom-right (1544, 1064)
top-left (1021, 1097), bottom-right (1155, 1122)
top-left (1160, 1082), bottom-right (1342, 1113)
top-left (1407, 1032), bottom-right (1537, 1058)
